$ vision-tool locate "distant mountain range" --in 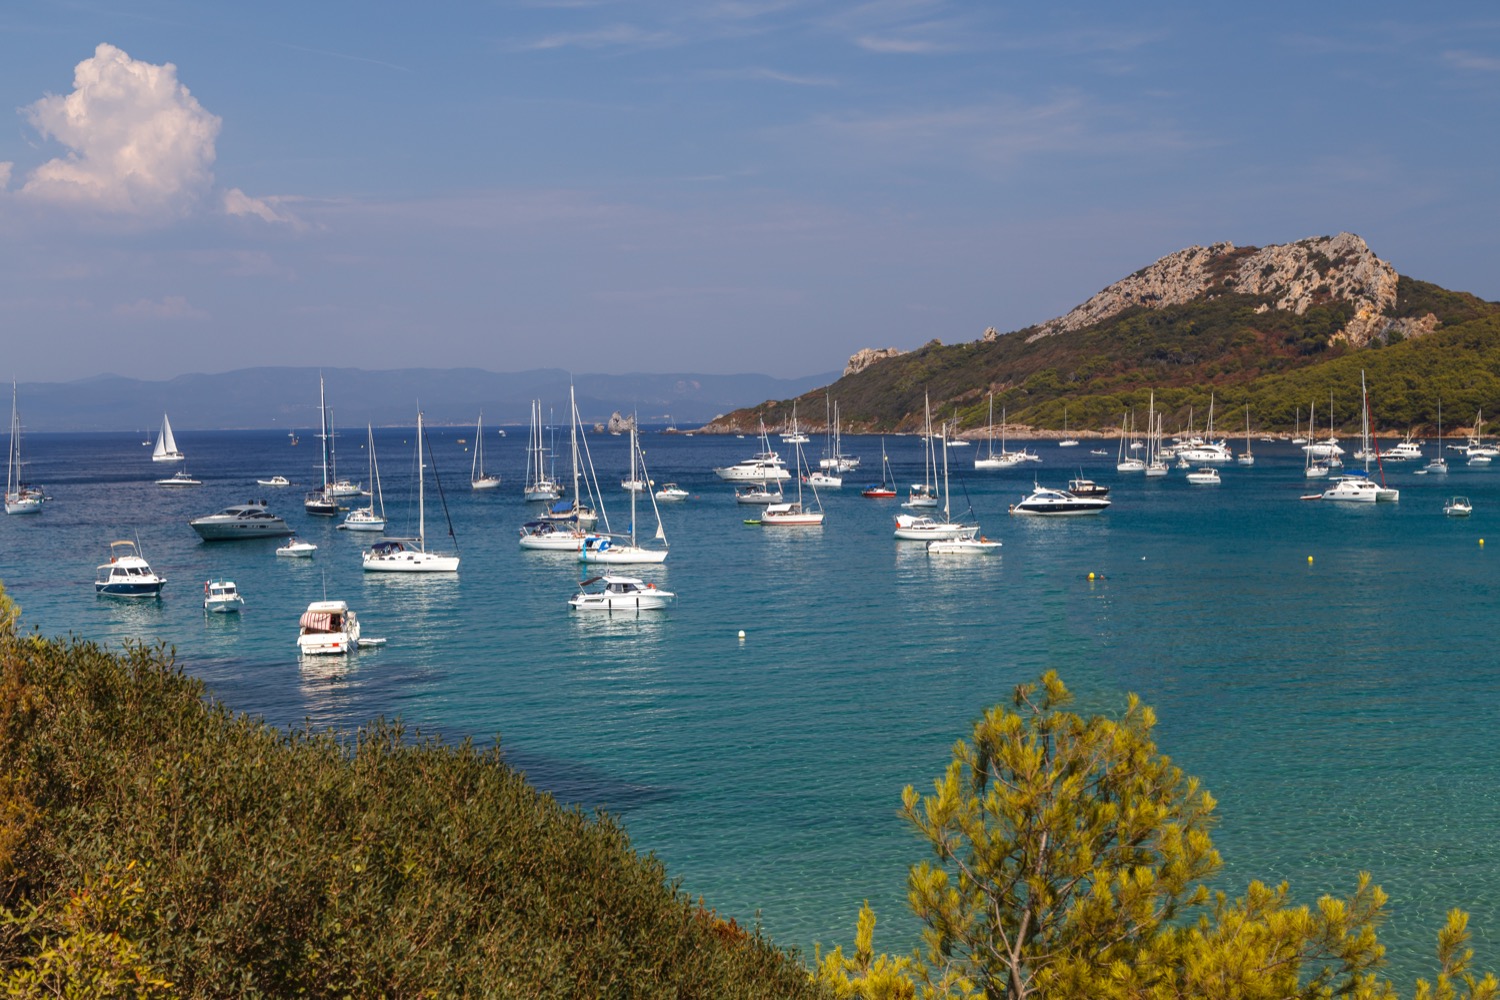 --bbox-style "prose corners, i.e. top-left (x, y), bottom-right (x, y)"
top-left (708, 233), bottom-right (1500, 437)
top-left (10, 367), bottom-right (839, 433)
